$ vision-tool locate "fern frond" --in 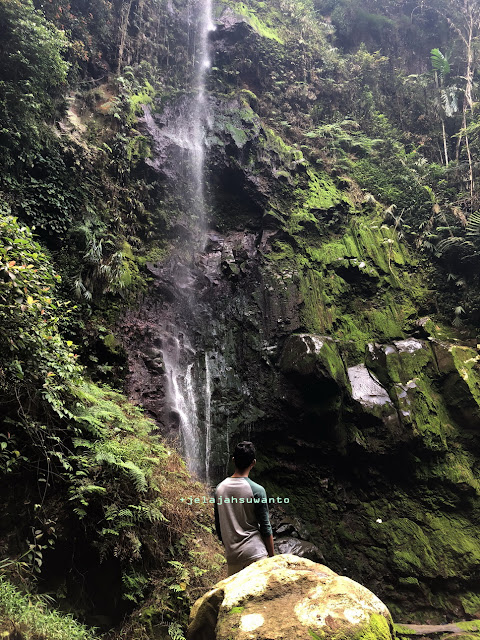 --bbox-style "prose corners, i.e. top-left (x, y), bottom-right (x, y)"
top-left (466, 211), bottom-right (480, 236)
top-left (95, 450), bottom-right (118, 465)
top-left (82, 484), bottom-right (107, 495)
top-left (121, 461), bottom-right (148, 492)
top-left (72, 438), bottom-right (94, 449)
top-left (168, 622), bottom-right (186, 640)
top-left (437, 237), bottom-right (473, 253)
top-left (117, 508), bottom-right (134, 518)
